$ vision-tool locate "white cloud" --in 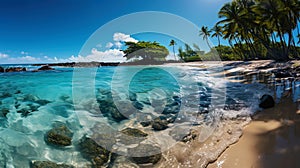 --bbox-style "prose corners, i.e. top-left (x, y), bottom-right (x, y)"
top-left (21, 56), bottom-right (37, 61)
top-left (6, 55), bottom-right (41, 63)
top-left (105, 42), bottom-right (114, 48)
top-left (0, 53), bottom-right (9, 59)
top-left (114, 41), bottom-right (122, 49)
top-left (113, 32), bottom-right (138, 43)
top-left (96, 43), bottom-right (102, 48)
top-left (21, 51), bottom-right (29, 55)
top-left (68, 48), bottom-right (125, 62)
